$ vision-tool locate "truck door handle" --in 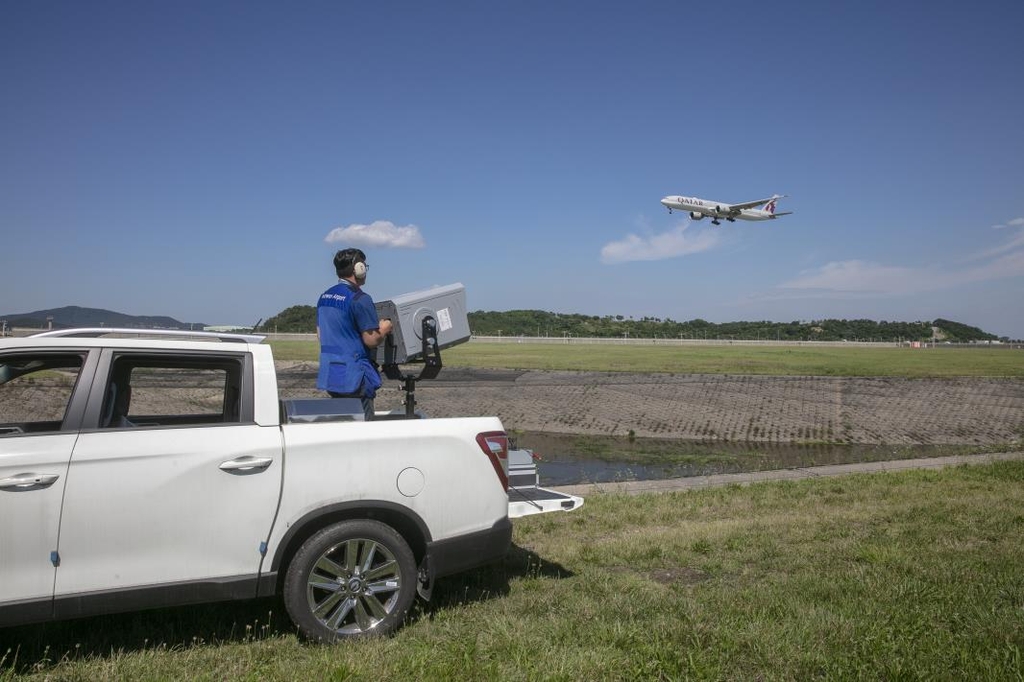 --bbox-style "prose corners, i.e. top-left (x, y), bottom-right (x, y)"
top-left (219, 456), bottom-right (274, 473)
top-left (0, 473), bottom-right (60, 491)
